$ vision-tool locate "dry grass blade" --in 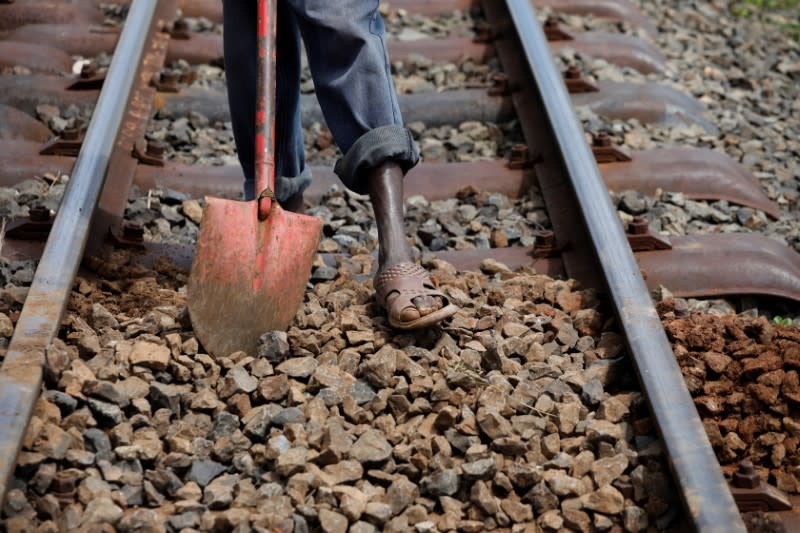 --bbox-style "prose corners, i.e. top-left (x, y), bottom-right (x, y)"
top-left (0, 216), bottom-right (7, 260)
